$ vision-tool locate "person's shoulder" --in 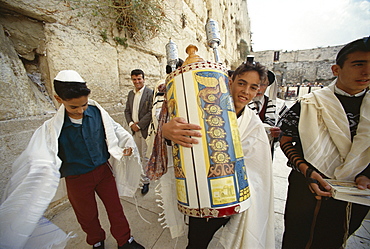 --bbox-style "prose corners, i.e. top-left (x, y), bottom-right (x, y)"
top-left (88, 105), bottom-right (99, 111)
top-left (85, 105), bottom-right (103, 118)
top-left (145, 86), bottom-right (154, 93)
